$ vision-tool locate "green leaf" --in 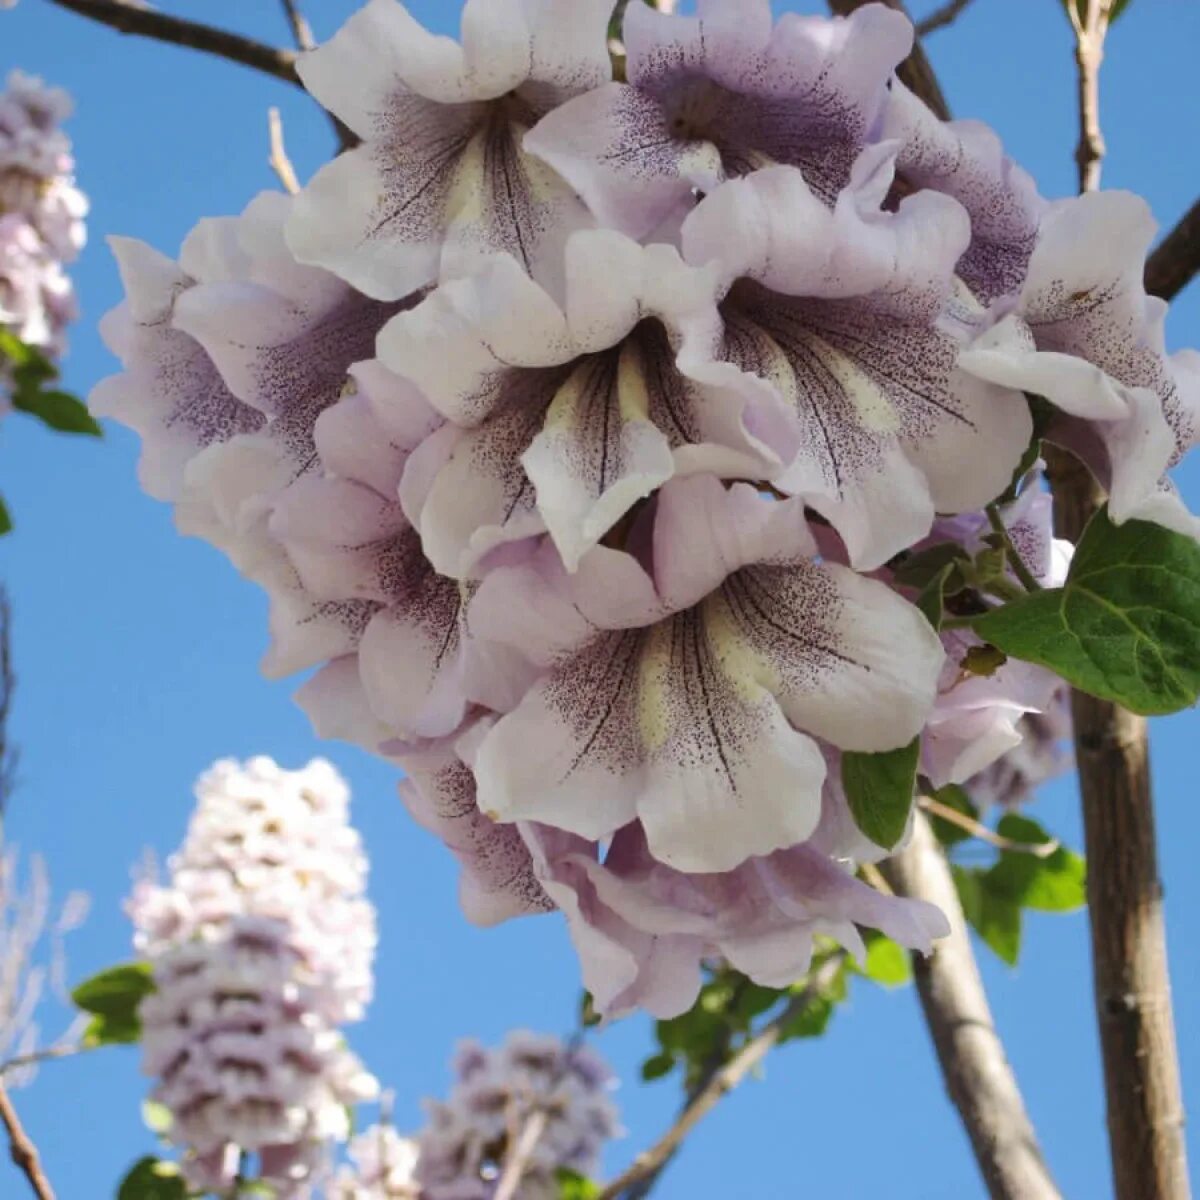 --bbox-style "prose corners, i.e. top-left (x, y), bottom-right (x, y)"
top-left (970, 506), bottom-right (1200, 716)
top-left (579, 990), bottom-right (602, 1028)
top-left (557, 1168), bottom-right (603, 1200)
top-left (116, 1157), bottom-right (187, 1200)
top-left (892, 543), bottom-right (971, 591)
top-left (0, 495), bottom-right (11, 537)
top-left (841, 738), bottom-right (920, 850)
top-left (954, 866), bottom-right (1022, 965)
top-left (778, 992), bottom-right (835, 1042)
top-left (926, 784), bottom-right (978, 847)
top-left (861, 934), bottom-right (912, 988)
top-left (988, 815), bottom-right (1086, 913)
top-left (960, 643), bottom-right (1008, 678)
top-left (732, 982), bottom-right (784, 1025)
top-left (73, 962), bottom-right (154, 1046)
top-left (640, 1051), bottom-right (676, 1082)
top-left (916, 562), bottom-right (955, 630)
top-left (13, 388), bottom-right (102, 436)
